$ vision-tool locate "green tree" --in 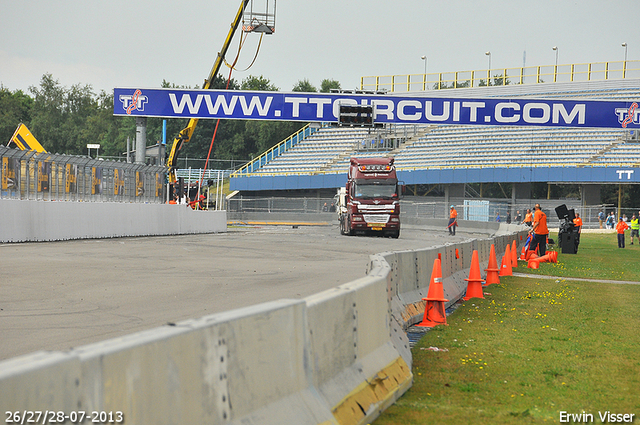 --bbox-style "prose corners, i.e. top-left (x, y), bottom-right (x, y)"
top-left (478, 74), bottom-right (511, 87)
top-left (0, 86), bottom-right (33, 145)
top-left (432, 80), bottom-right (471, 89)
top-left (241, 75), bottom-right (279, 91)
top-left (292, 79), bottom-right (317, 92)
top-left (8, 72), bottom-right (306, 168)
top-left (28, 74), bottom-right (71, 153)
top-left (27, 74), bottom-right (135, 157)
top-left (85, 90), bottom-right (134, 158)
top-left (320, 79), bottom-right (341, 93)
